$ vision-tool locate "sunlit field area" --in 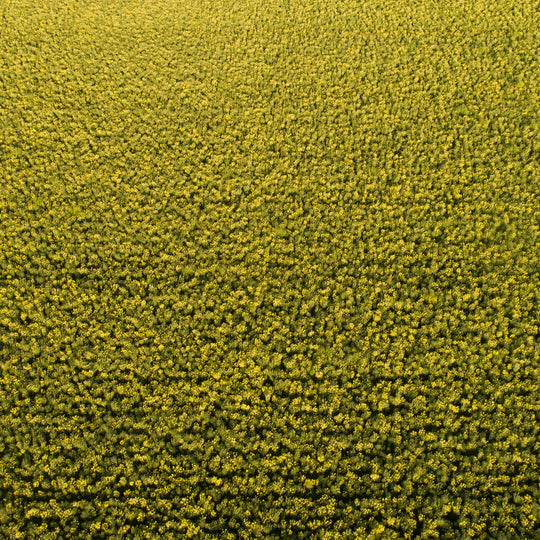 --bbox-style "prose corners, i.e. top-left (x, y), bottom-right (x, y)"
top-left (1, 0), bottom-right (539, 537)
